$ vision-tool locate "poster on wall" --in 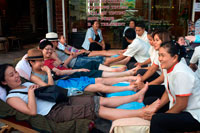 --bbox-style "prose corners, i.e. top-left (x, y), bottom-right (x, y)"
top-left (195, 2), bottom-right (200, 12)
top-left (195, 18), bottom-right (200, 35)
top-left (87, 0), bottom-right (136, 27)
